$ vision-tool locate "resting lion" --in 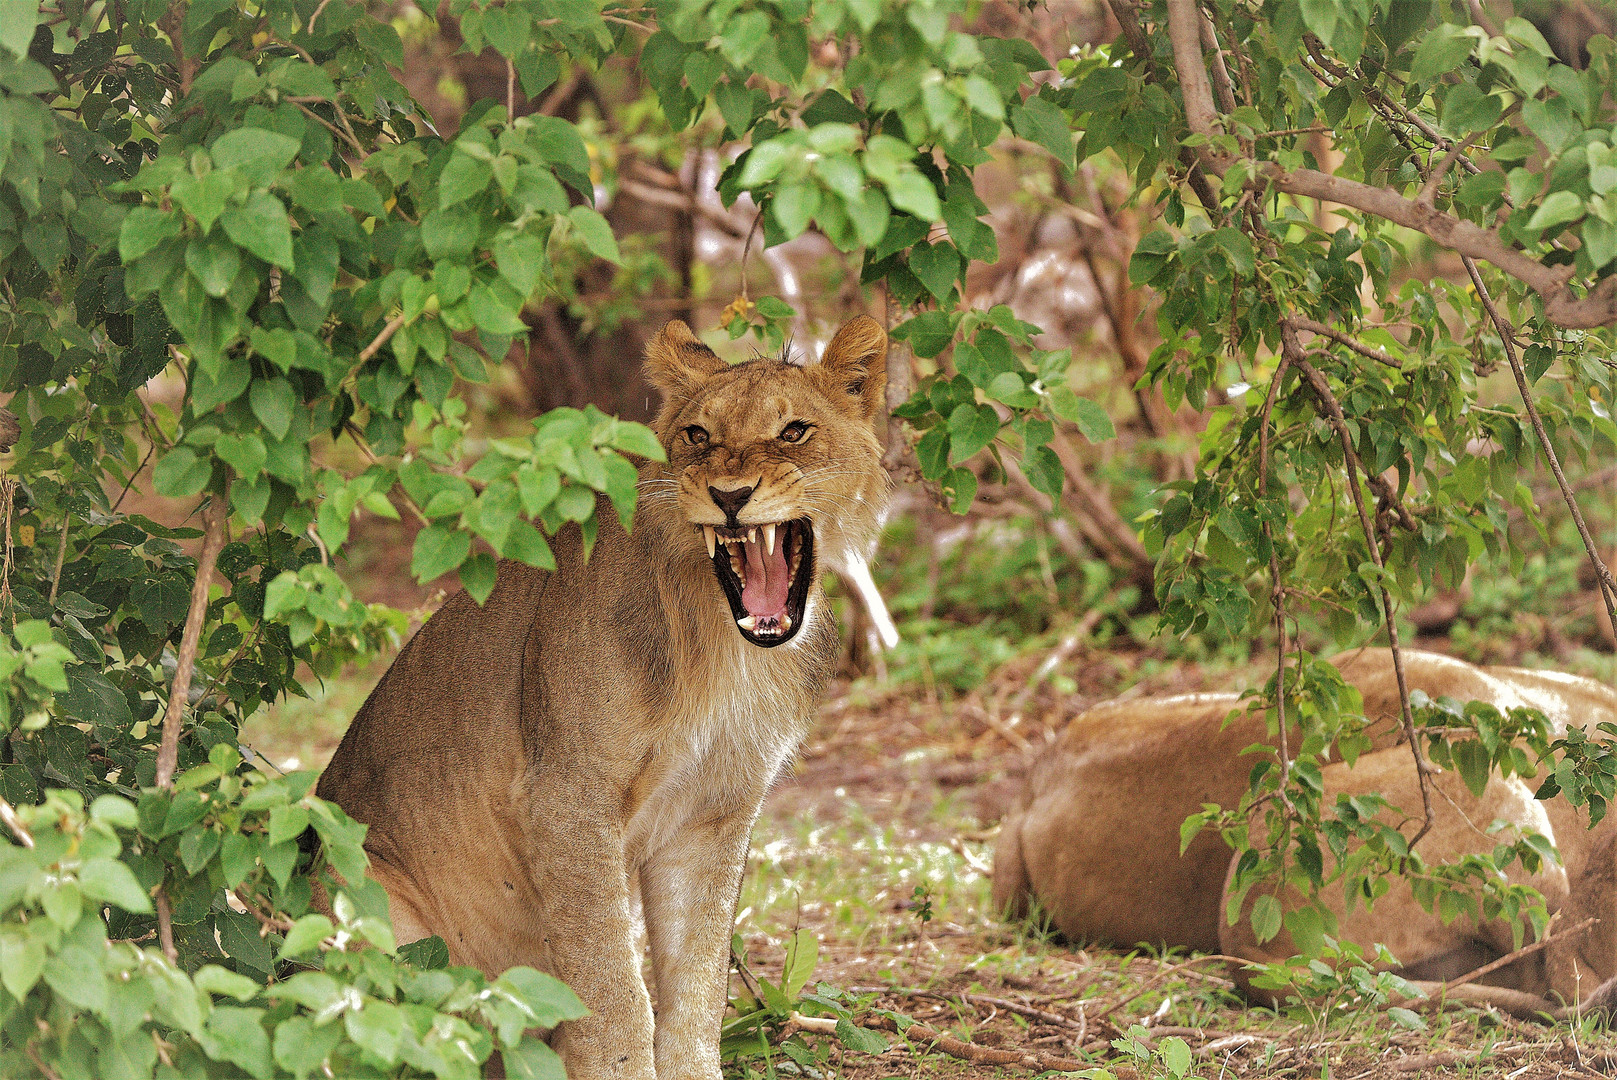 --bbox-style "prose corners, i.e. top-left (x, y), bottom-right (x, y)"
top-left (316, 318), bottom-right (889, 1079)
top-left (993, 650), bottom-right (1617, 1018)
